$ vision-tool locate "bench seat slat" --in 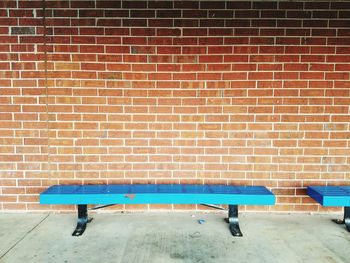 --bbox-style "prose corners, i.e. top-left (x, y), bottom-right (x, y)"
top-left (307, 186), bottom-right (350, 206)
top-left (40, 184), bottom-right (275, 205)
